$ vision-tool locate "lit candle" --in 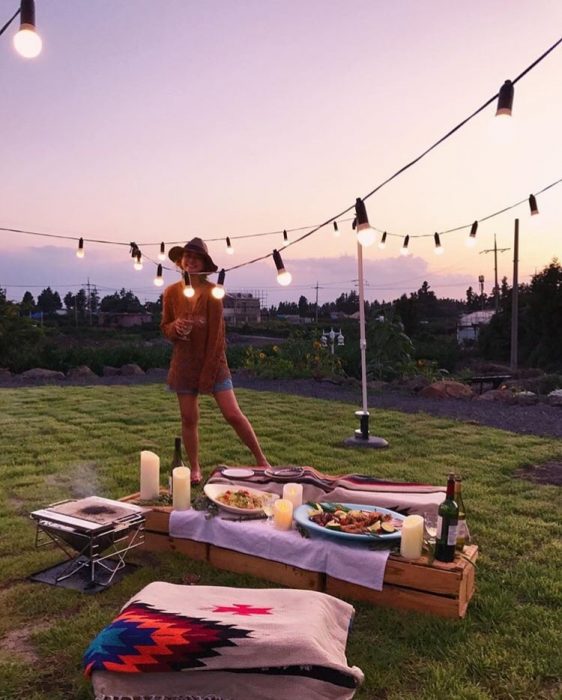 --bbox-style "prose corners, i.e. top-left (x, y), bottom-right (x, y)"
top-left (139, 450), bottom-right (160, 501)
top-left (273, 498), bottom-right (293, 530)
top-left (172, 466), bottom-right (191, 510)
top-left (400, 514), bottom-right (424, 560)
top-left (282, 482), bottom-right (303, 509)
